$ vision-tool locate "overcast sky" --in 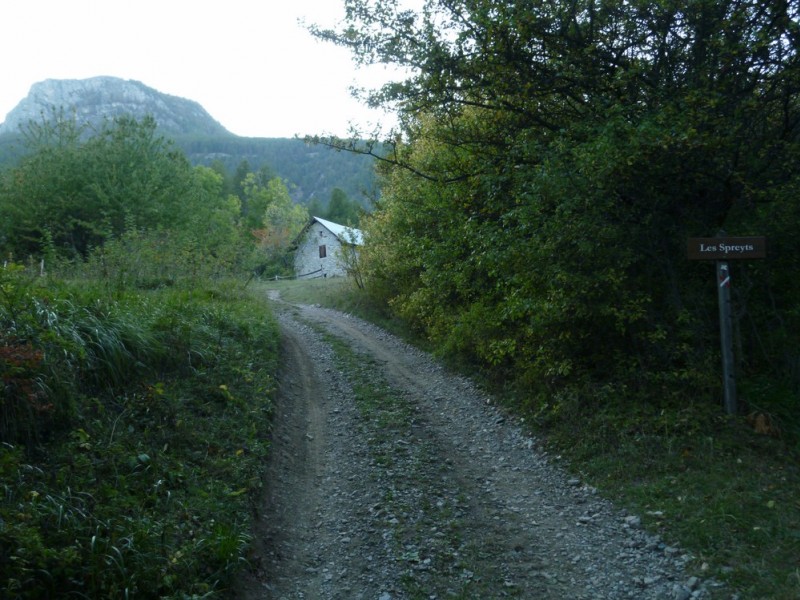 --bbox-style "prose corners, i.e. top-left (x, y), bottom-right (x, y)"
top-left (0, 0), bottom-right (408, 138)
